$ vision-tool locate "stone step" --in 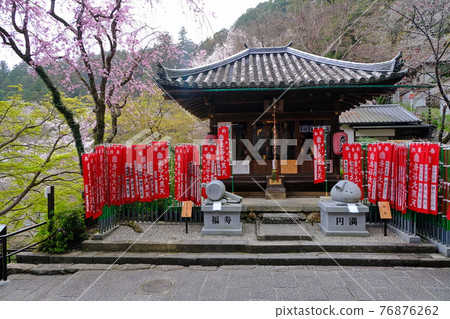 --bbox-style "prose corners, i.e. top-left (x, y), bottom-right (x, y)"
top-left (261, 213), bottom-right (306, 224)
top-left (79, 239), bottom-right (437, 254)
top-left (256, 223), bottom-right (313, 241)
top-left (14, 251), bottom-right (450, 268)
